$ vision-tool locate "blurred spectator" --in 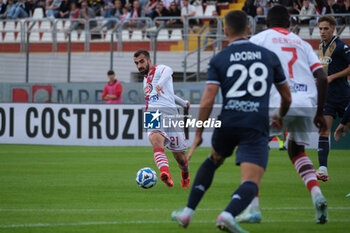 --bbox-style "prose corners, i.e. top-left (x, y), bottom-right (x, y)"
top-left (89, 0), bottom-right (103, 16)
top-left (102, 70), bottom-right (123, 104)
top-left (46, 0), bottom-right (62, 18)
top-left (145, 0), bottom-right (157, 18)
top-left (58, 0), bottom-right (70, 18)
top-left (242, 0), bottom-right (257, 17)
top-left (0, 0), bottom-right (6, 16)
top-left (332, 0), bottom-right (347, 28)
top-left (181, 0), bottom-right (198, 31)
top-left (69, 0), bottom-right (97, 31)
top-left (153, 1), bottom-right (169, 27)
top-left (8, 0), bottom-right (33, 19)
top-left (254, 0), bottom-right (269, 15)
top-left (309, 0), bottom-right (326, 34)
top-left (103, 0), bottom-right (114, 17)
top-left (69, 1), bottom-right (79, 19)
top-left (255, 6), bottom-right (266, 33)
top-left (100, 0), bottom-right (123, 30)
top-left (202, 9), bottom-right (220, 49)
top-left (166, 1), bottom-right (182, 38)
top-left (126, 0), bottom-right (145, 39)
top-left (298, 0), bottom-right (315, 24)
